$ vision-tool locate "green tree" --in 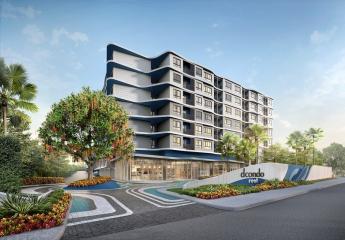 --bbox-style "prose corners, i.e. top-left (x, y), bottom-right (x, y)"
top-left (305, 128), bottom-right (324, 165)
top-left (235, 138), bottom-right (256, 165)
top-left (244, 124), bottom-right (268, 164)
top-left (263, 143), bottom-right (291, 163)
top-left (217, 132), bottom-right (240, 160)
top-left (0, 58), bottom-right (38, 135)
top-left (286, 131), bottom-right (305, 164)
top-left (39, 87), bottom-right (134, 179)
top-left (323, 143), bottom-right (345, 176)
